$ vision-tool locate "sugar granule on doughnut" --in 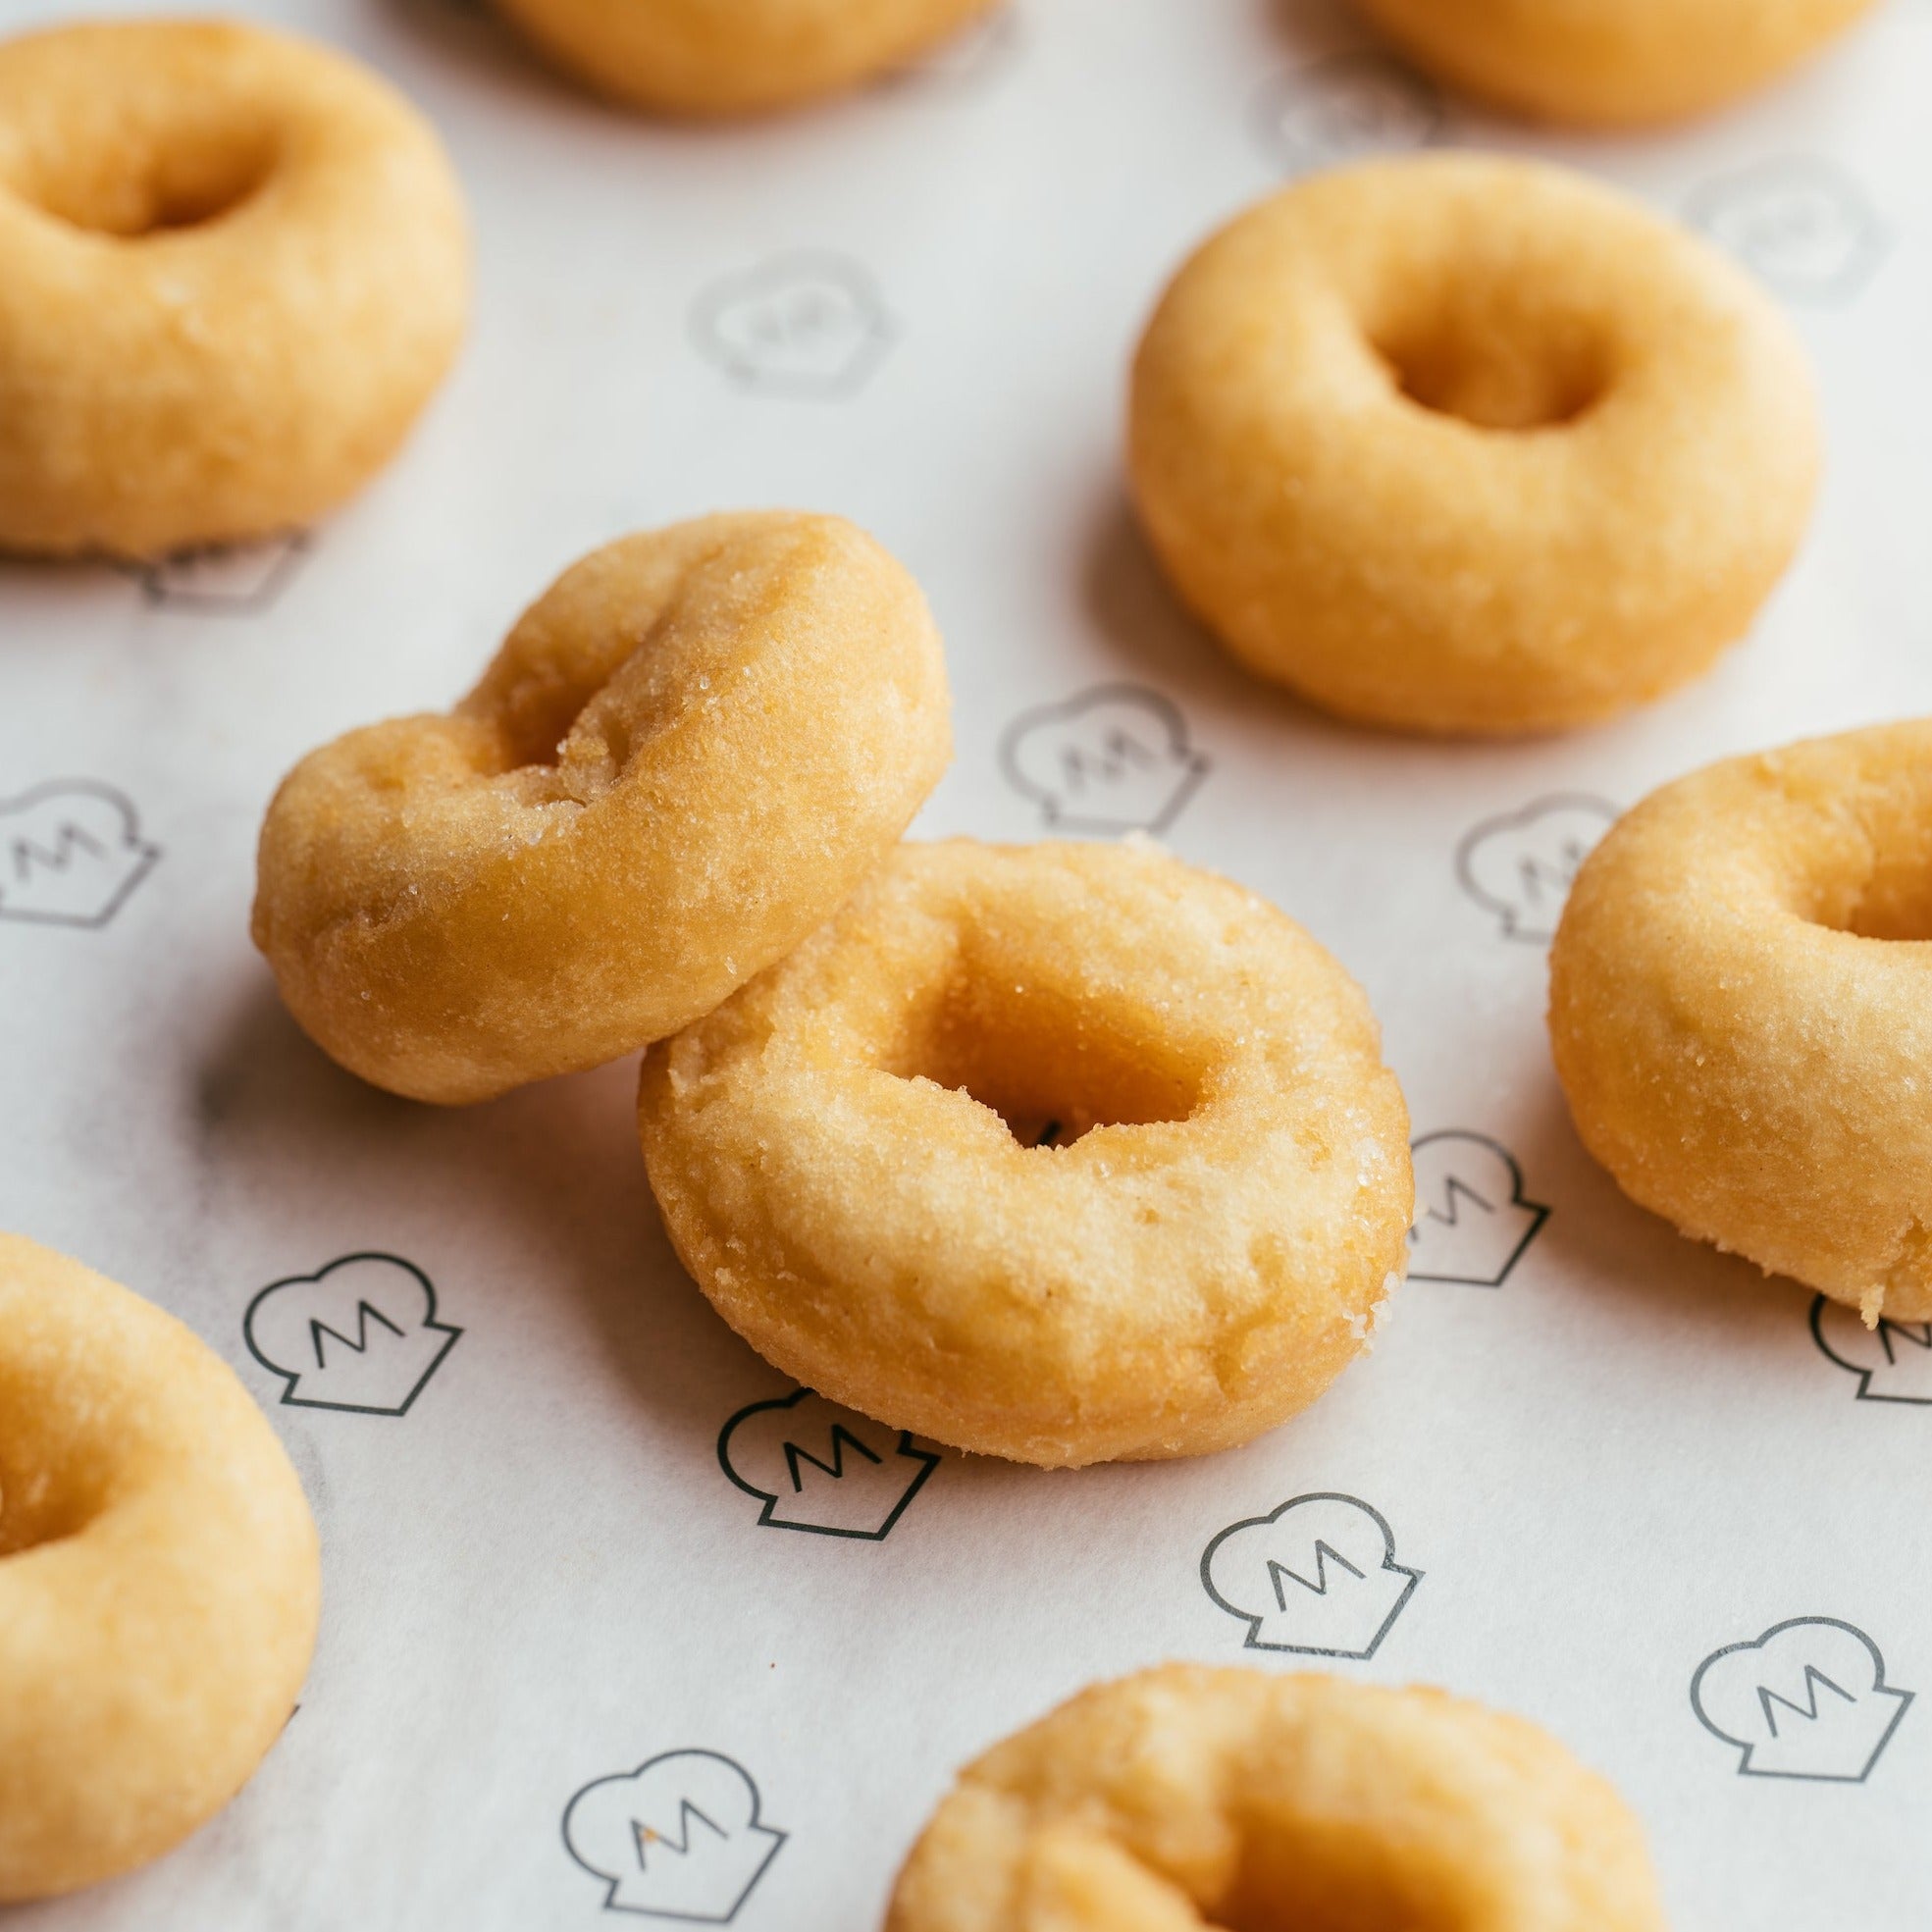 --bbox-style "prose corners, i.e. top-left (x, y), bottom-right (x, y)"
top-left (1128, 153), bottom-right (1819, 735)
top-left (496, 0), bottom-right (1004, 115)
top-left (639, 838), bottom-right (1412, 1468)
top-left (885, 1664), bottom-right (1667, 1931)
top-left (0, 17), bottom-right (468, 559)
top-left (1357, 0), bottom-right (1877, 129)
top-left (1550, 720), bottom-right (1932, 1322)
top-left (253, 511), bottom-right (953, 1105)
top-left (0, 1234), bottom-right (319, 1903)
